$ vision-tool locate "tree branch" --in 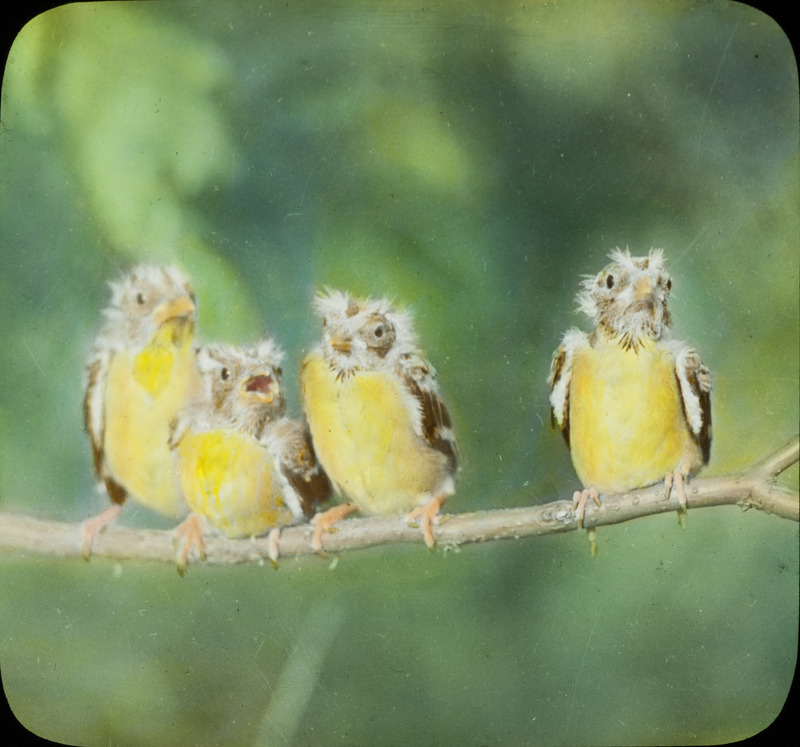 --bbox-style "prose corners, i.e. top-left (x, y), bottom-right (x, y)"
top-left (1, 436), bottom-right (797, 567)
